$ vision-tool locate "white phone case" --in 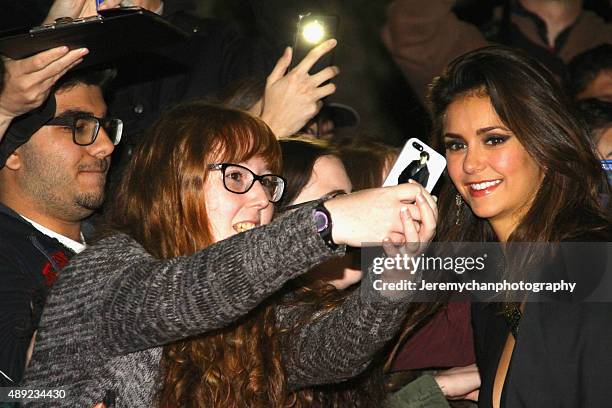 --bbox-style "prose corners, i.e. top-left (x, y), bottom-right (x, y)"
top-left (383, 138), bottom-right (446, 192)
